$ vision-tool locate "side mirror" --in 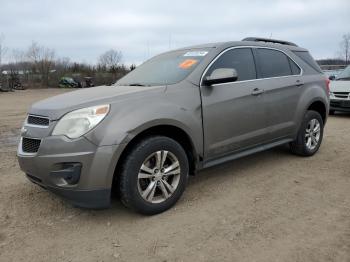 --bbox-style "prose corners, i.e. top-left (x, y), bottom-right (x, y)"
top-left (203, 68), bottom-right (238, 86)
top-left (329, 75), bottom-right (336, 81)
